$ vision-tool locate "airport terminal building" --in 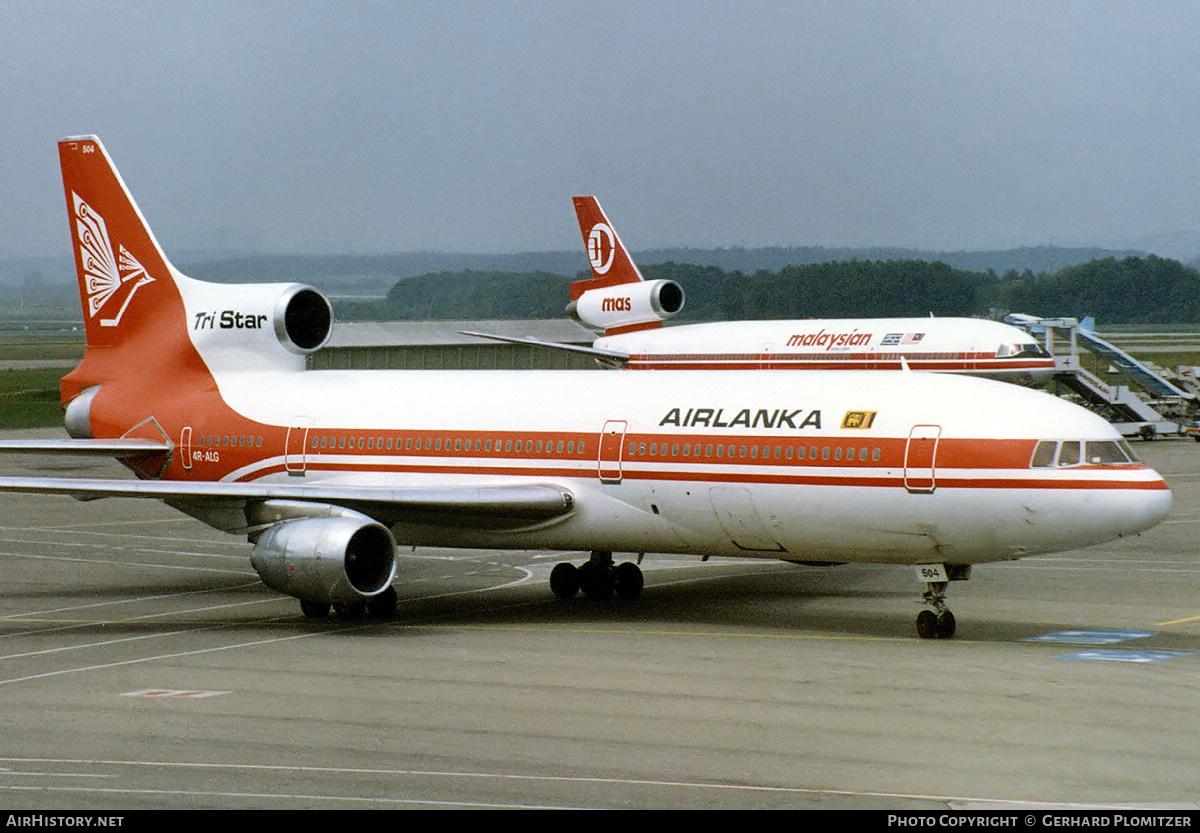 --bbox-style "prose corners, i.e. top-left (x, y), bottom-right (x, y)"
top-left (309, 319), bottom-right (598, 371)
